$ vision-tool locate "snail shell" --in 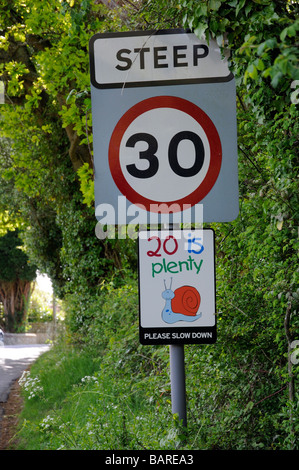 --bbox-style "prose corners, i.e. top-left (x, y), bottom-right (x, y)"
top-left (171, 286), bottom-right (201, 316)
